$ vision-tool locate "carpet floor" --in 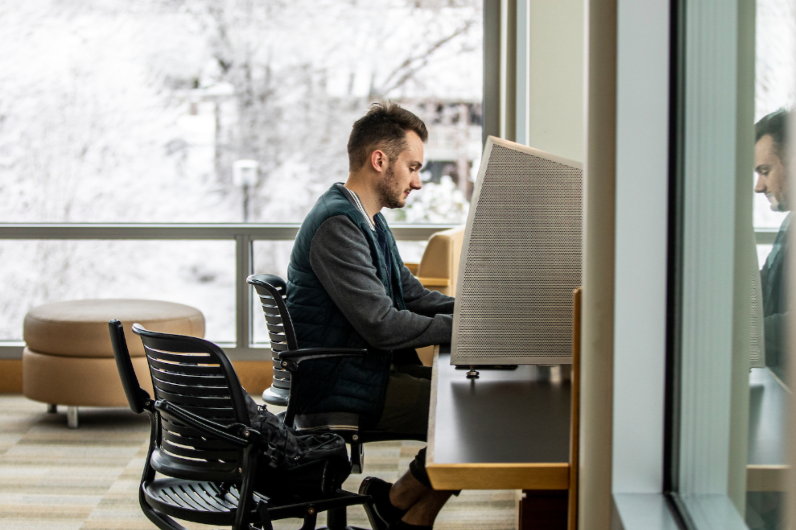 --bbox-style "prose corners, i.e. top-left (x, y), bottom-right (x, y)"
top-left (0, 395), bottom-right (517, 530)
